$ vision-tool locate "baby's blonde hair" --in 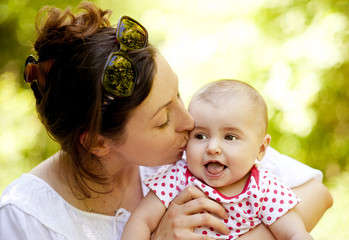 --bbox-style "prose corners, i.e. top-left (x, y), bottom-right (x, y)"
top-left (189, 79), bottom-right (268, 136)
